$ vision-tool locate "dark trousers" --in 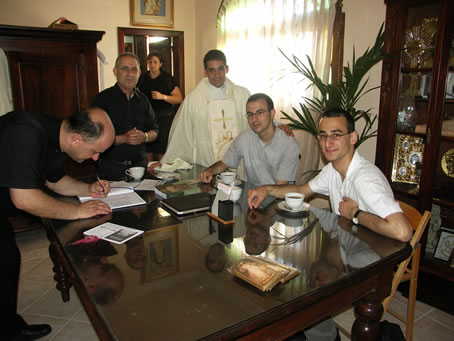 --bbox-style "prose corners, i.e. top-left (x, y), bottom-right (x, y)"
top-left (0, 218), bottom-right (26, 340)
